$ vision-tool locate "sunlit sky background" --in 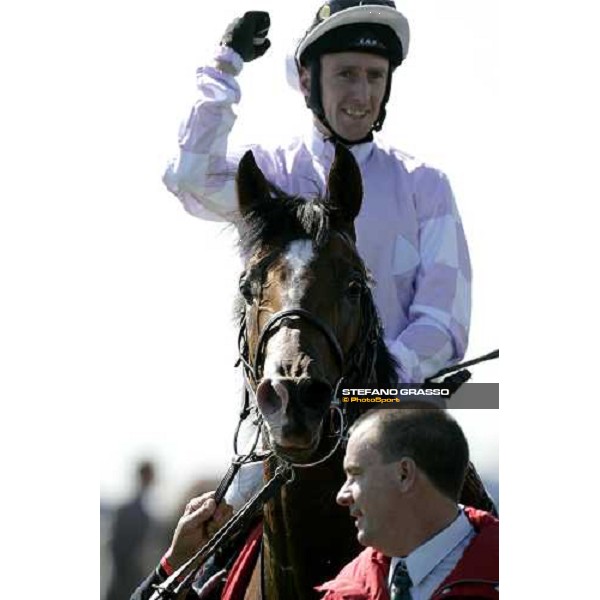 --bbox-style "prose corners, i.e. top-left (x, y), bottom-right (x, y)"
top-left (85, 0), bottom-right (500, 515)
